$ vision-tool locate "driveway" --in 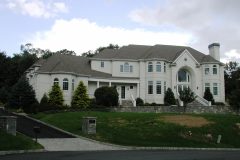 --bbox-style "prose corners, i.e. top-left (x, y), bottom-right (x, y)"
top-left (0, 108), bottom-right (74, 138)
